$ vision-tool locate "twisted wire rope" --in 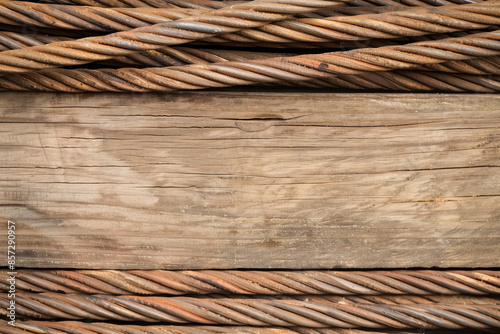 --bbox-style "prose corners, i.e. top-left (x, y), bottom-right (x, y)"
top-left (0, 31), bottom-right (71, 51)
top-left (0, 292), bottom-right (499, 328)
top-left (1, 269), bottom-right (499, 295)
top-left (37, 0), bottom-right (481, 8)
top-left (0, 1), bottom-right (212, 31)
top-left (308, 71), bottom-right (500, 91)
top-left (7, 28), bottom-right (498, 89)
top-left (346, 0), bottom-right (482, 7)
top-left (1, 29), bottom-right (499, 91)
top-left (0, 321), bottom-right (471, 334)
top-left (0, 0), bottom-right (341, 74)
top-left (5, 27), bottom-right (500, 73)
top-left (37, 0), bottom-right (233, 9)
top-left (0, 2), bottom-right (402, 32)
top-left (0, 29), bottom-right (402, 50)
top-left (0, 1), bottom-right (498, 47)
